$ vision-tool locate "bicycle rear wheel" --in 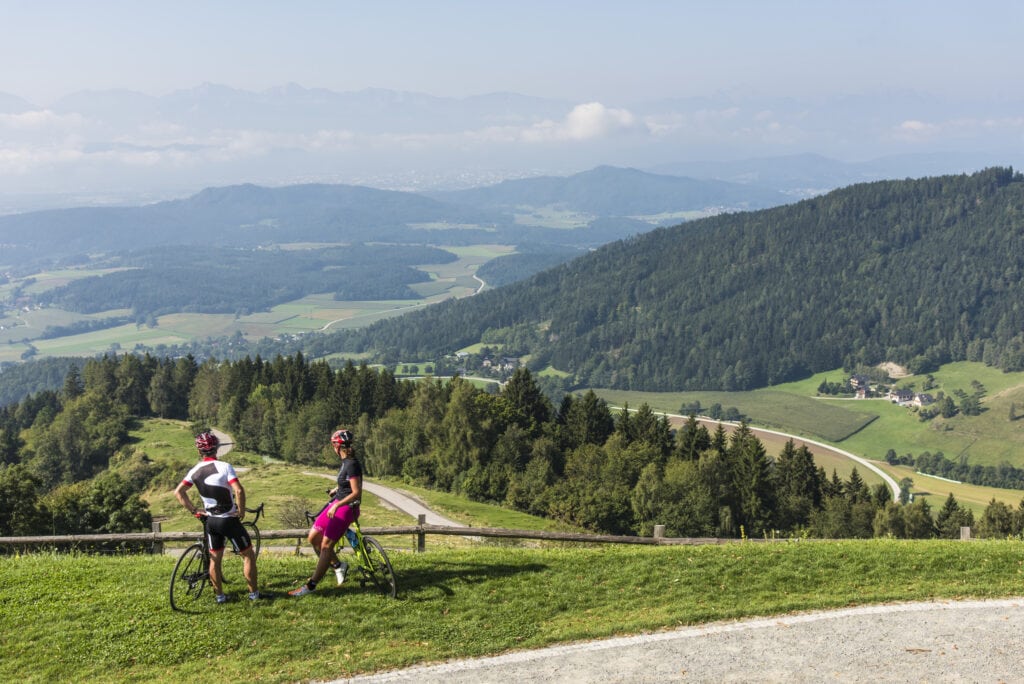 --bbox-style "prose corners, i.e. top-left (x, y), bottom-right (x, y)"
top-left (360, 536), bottom-right (397, 598)
top-left (242, 521), bottom-right (261, 558)
top-left (170, 543), bottom-right (209, 611)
